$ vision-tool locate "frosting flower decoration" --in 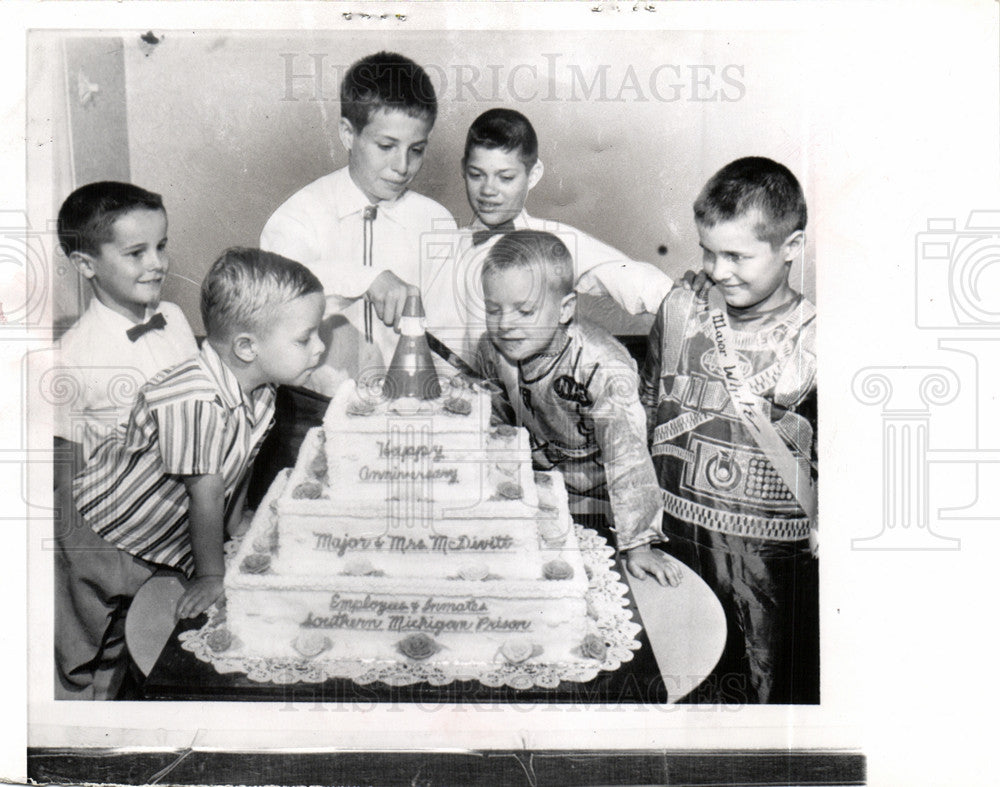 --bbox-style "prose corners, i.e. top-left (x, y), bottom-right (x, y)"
top-left (240, 553), bottom-right (271, 574)
top-left (397, 633), bottom-right (442, 660)
top-left (309, 449), bottom-right (328, 478)
top-left (580, 633), bottom-right (608, 660)
top-left (206, 627), bottom-right (233, 653)
top-left (492, 425), bottom-right (519, 439)
top-left (292, 481), bottom-right (323, 499)
top-left (342, 559), bottom-right (379, 577)
top-left (458, 563), bottom-right (490, 581)
top-left (542, 559), bottom-right (574, 580)
top-left (499, 641), bottom-right (541, 664)
top-left (443, 397), bottom-right (472, 415)
top-left (293, 631), bottom-right (331, 658)
top-left (346, 399), bottom-right (378, 416)
top-left (497, 482), bottom-right (524, 500)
